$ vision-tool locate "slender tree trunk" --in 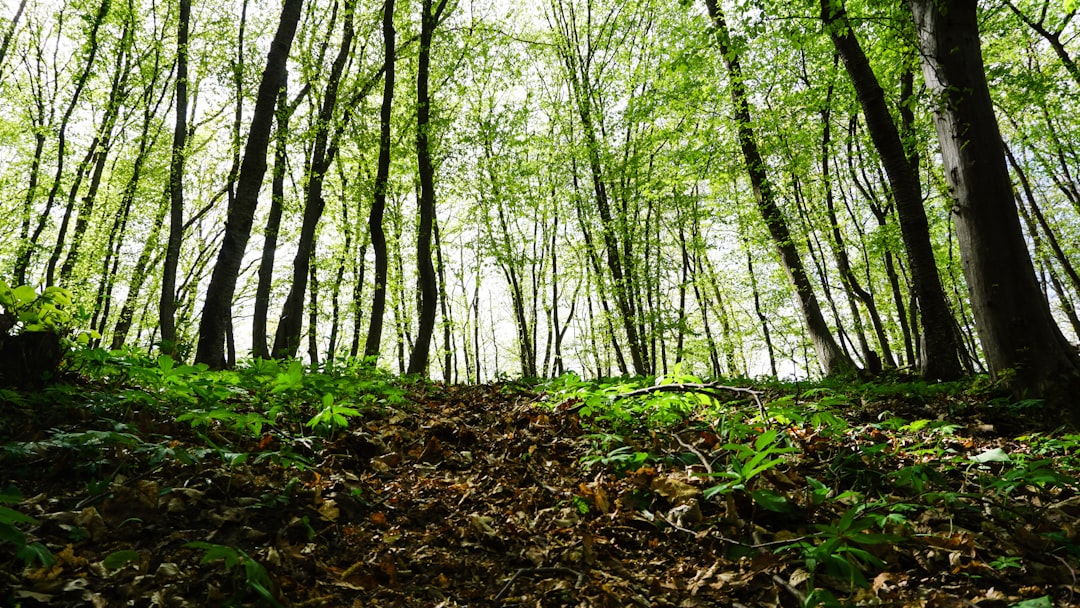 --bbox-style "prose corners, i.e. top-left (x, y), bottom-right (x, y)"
top-left (111, 203), bottom-right (168, 349)
top-left (365, 0), bottom-right (396, 361)
top-left (705, 0), bottom-right (855, 377)
top-left (307, 254), bottom-right (319, 366)
top-left (909, 0), bottom-right (1080, 413)
top-left (273, 0), bottom-right (355, 359)
top-left (16, 0), bottom-right (110, 286)
top-left (434, 215), bottom-right (453, 382)
top-left (0, 0), bottom-right (27, 83)
top-left (406, 0), bottom-right (449, 376)
top-left (823, 0), bottom-right (961, 379)
top-left (160, 0), bottom-right (189, 357)
top-left (252, 83), bottom-right (292, 360)
top-left (196, 0), bottom-right (304, 368)
top-left (745, 242), bottom-right (779, 378)
top-left (1005, 144), bottom-right (1080, 298)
